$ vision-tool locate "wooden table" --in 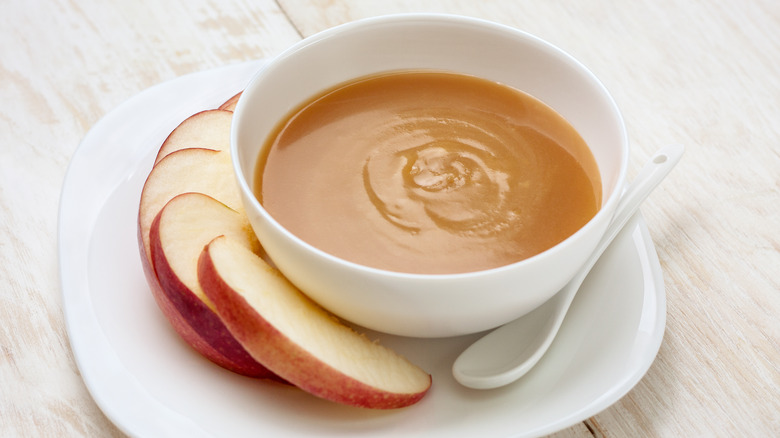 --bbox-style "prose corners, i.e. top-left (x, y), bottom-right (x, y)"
top-left (3, 1), bottom-right (778, 436)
